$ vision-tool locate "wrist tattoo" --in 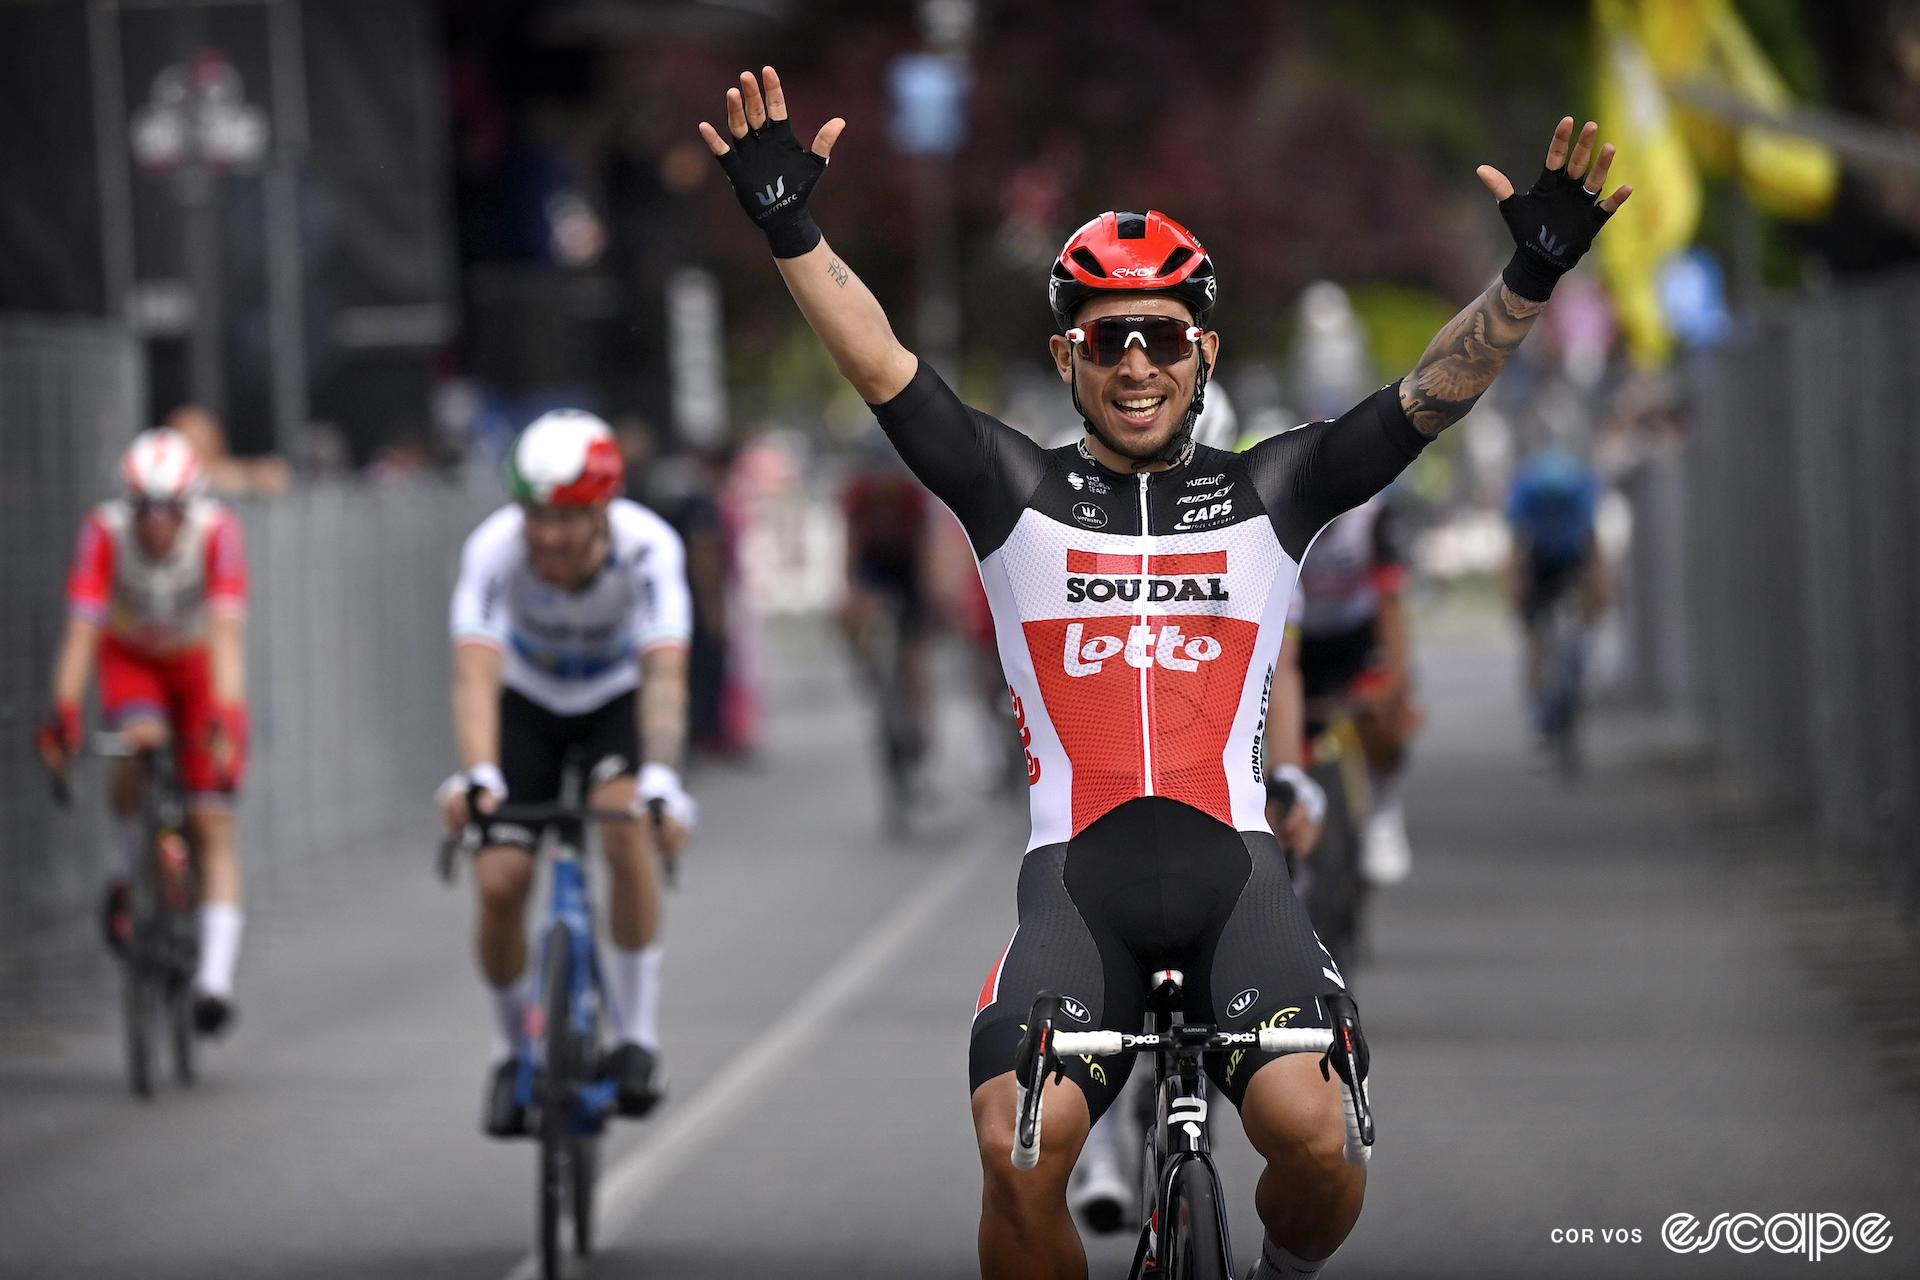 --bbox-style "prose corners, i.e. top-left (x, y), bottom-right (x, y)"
top-left (1399, 282), bottom-right (1544, 437)
top-left (827, 257), bottom-right (849, 288)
